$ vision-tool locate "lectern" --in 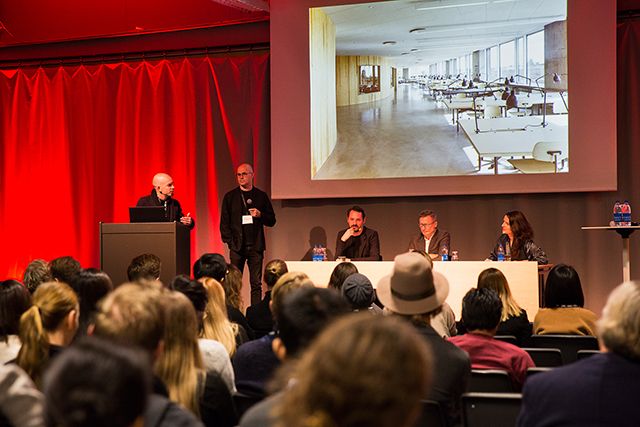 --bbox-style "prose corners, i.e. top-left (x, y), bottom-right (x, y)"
top-left (100, 222), bottom-right (190, 286)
